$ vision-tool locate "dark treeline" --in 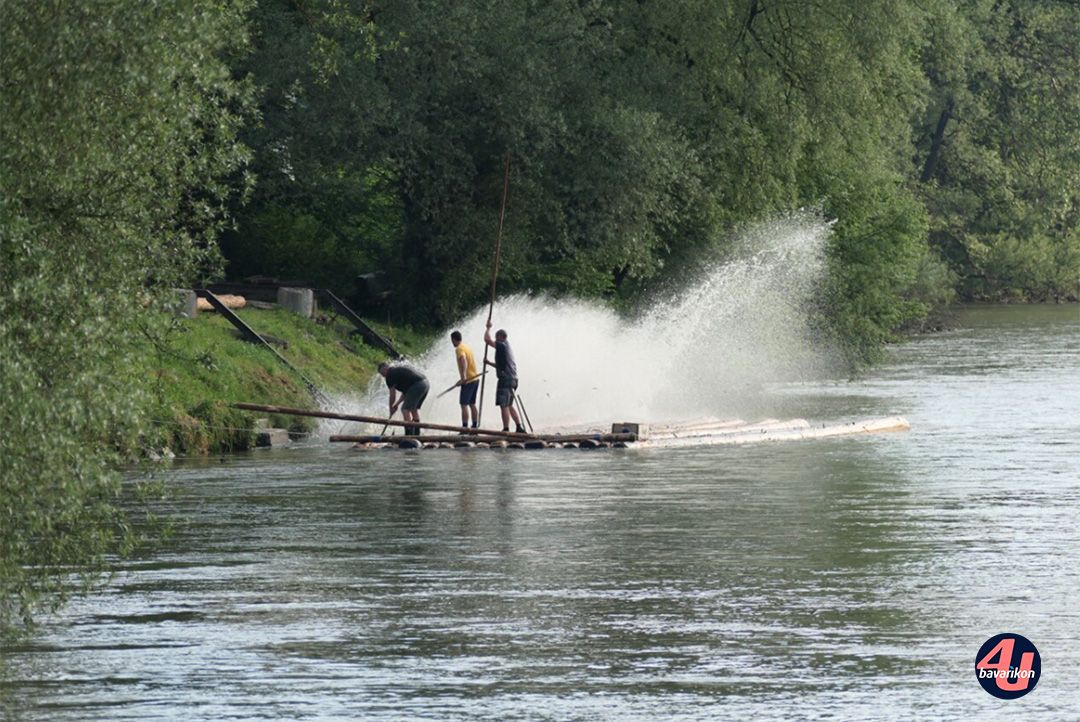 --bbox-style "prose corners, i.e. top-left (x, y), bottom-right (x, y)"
top-left (1, 0), bottom-right (1077, 633)
top-left (222, 0), bottom-right (1079, 358)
